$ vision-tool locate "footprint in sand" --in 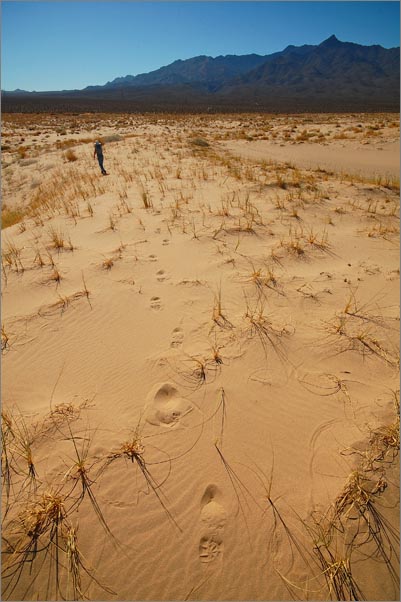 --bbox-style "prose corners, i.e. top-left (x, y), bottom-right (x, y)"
top-left (170, 327), bottom-right (184, 348)
top-left (145, 383), bottom-right (193, 427)
top-left (162, 239), bottom-right (170, 246)
top-left (199, 485), bottom-right (227, 564)
top-left (148, 254), bottom-right (158, 262)
top-left (156, 269), bottom-right (167, 282)
top-left (199, 536), bottom-right (223, 563)
top-left (150, 296), bottom-right (162, 310)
